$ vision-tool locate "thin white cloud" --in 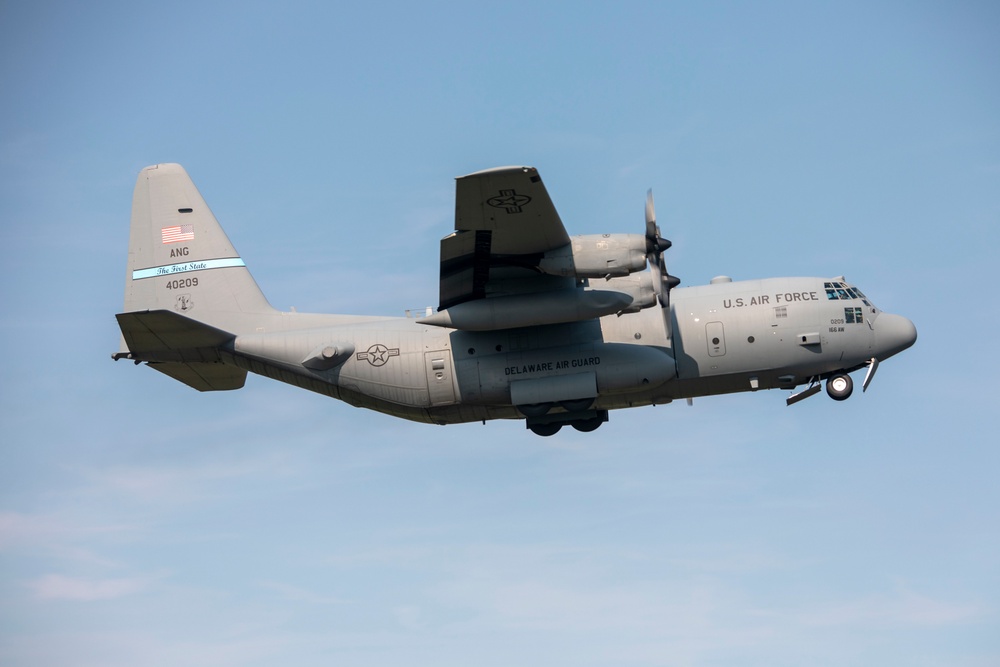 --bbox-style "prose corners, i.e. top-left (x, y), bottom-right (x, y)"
top-left (391, 604), bottom-right (425, 631)
top-left (75, 451), bottom-right (298, 505)
top-left (257, 580), bottom-right (349, 605)
top-left (798, 587), bottom-right (988, 628)
top-left (27, 572), bottom-right (164, 601)
top-left (0, 511), bottom-right (136, 554)
top-left (0, 511), bottom-right (68, 551)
